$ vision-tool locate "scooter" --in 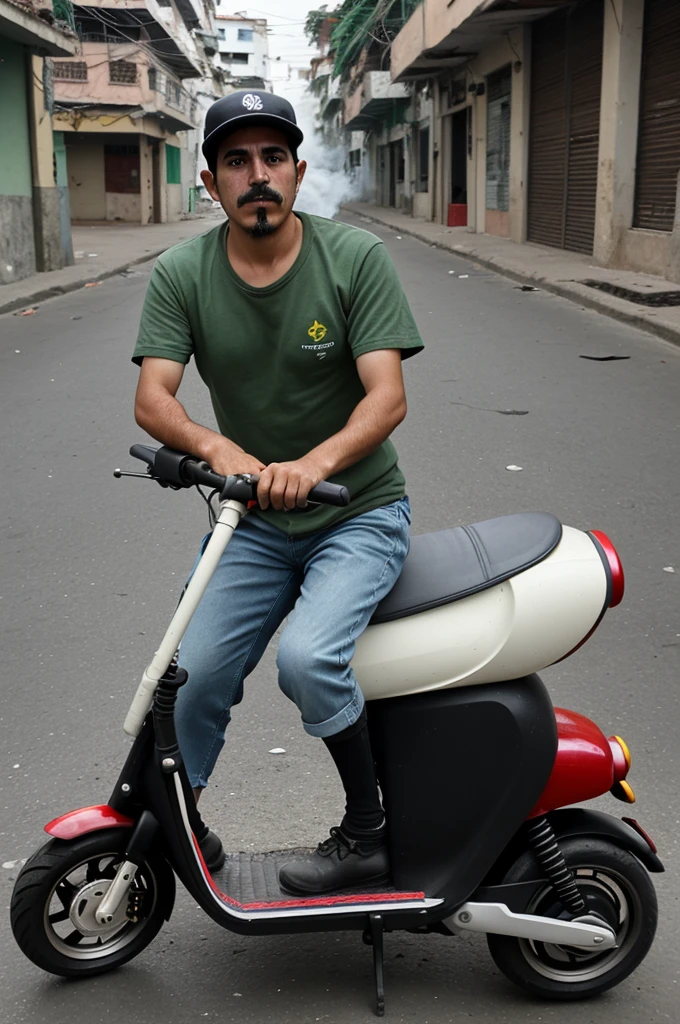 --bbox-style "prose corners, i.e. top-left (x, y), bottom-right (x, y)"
top-left (10, 444), bottom-right (663, 1016)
